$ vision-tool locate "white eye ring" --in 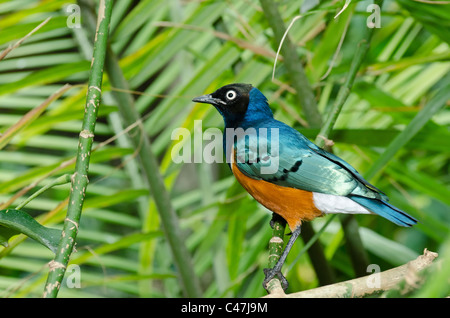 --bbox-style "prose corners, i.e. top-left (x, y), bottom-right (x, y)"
top-left (226, 90), bottom-right (237, 100)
